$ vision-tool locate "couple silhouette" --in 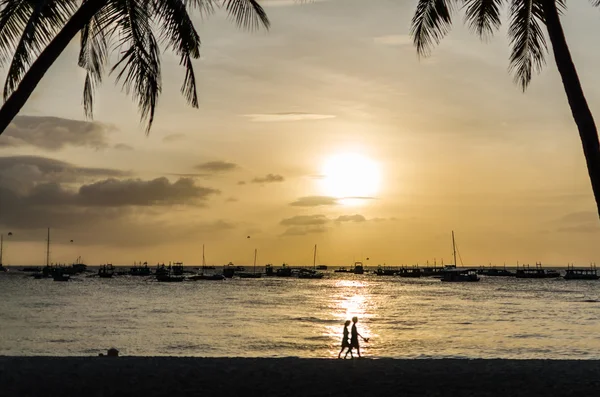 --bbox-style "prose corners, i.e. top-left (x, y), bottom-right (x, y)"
top-left (338, 316), bottom-right (368, 359)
